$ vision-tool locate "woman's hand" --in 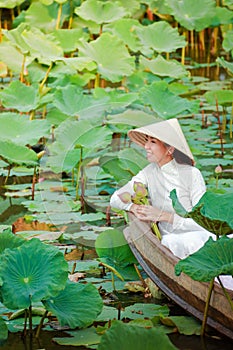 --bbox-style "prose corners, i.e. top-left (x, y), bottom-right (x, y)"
top-left (130, 204), bottom-right (174, 224)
